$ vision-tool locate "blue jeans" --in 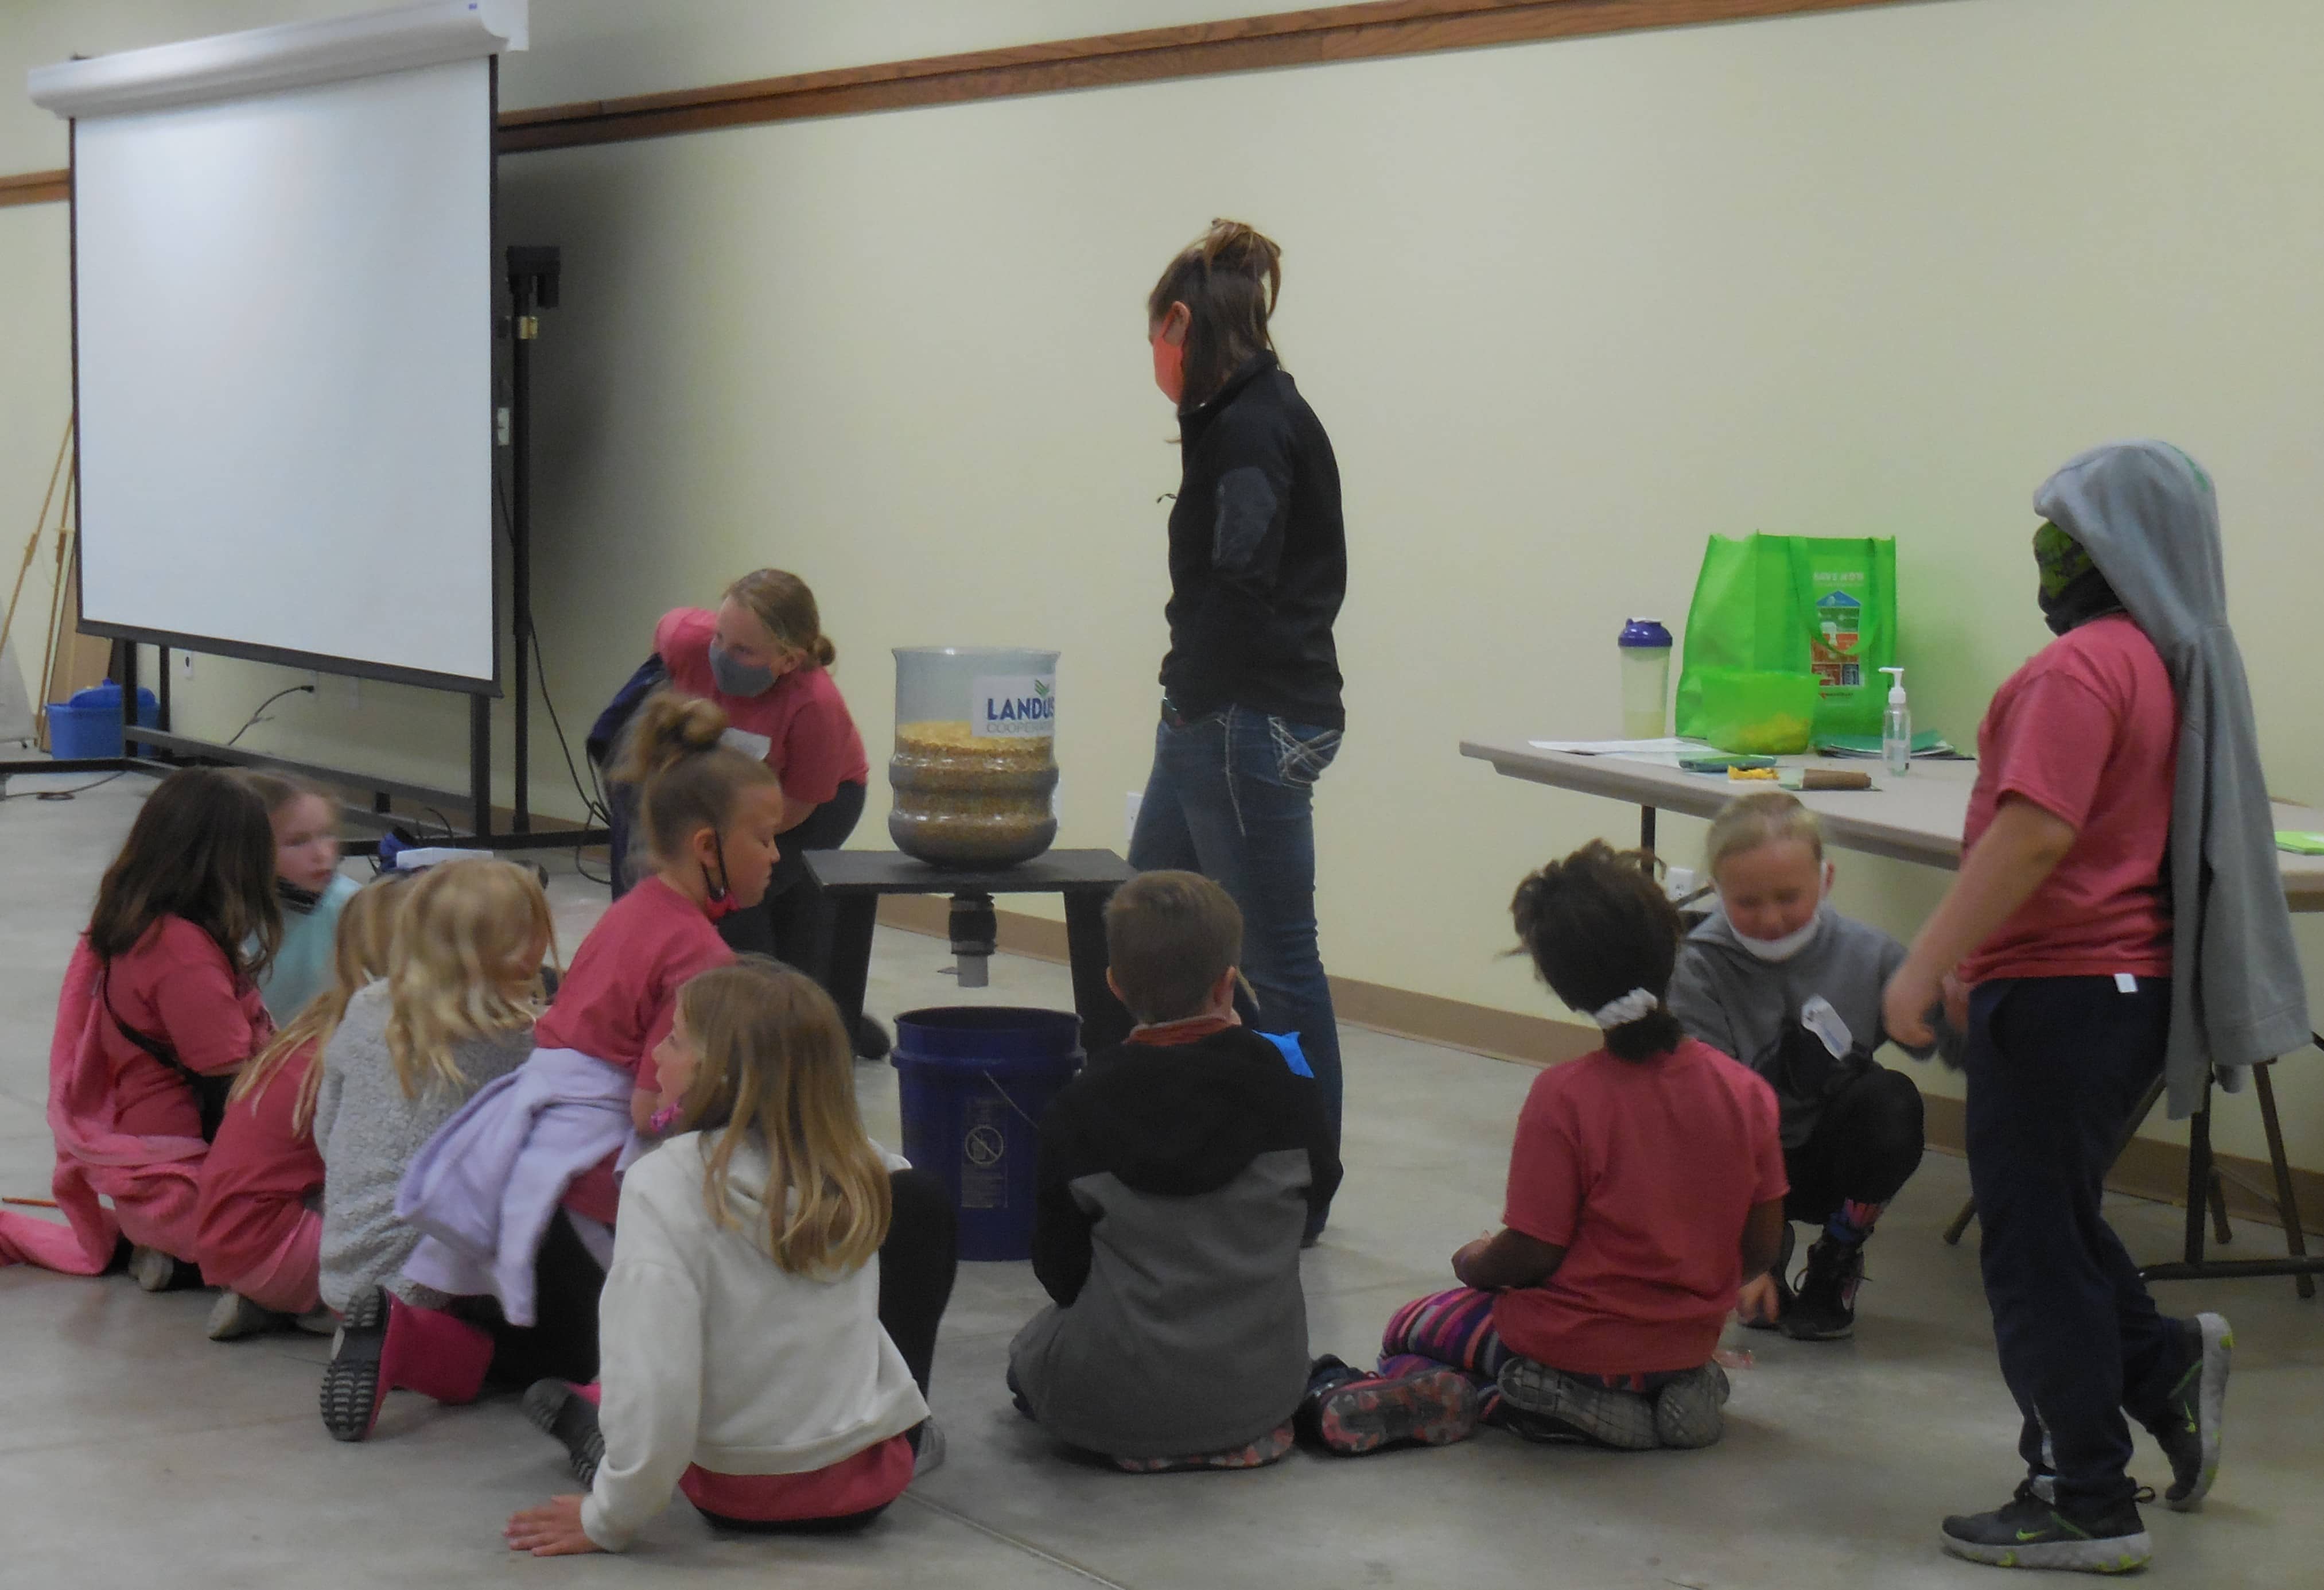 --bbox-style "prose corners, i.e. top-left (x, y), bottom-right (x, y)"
top-left (1129, 704), bottom-right (1344, 1164)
